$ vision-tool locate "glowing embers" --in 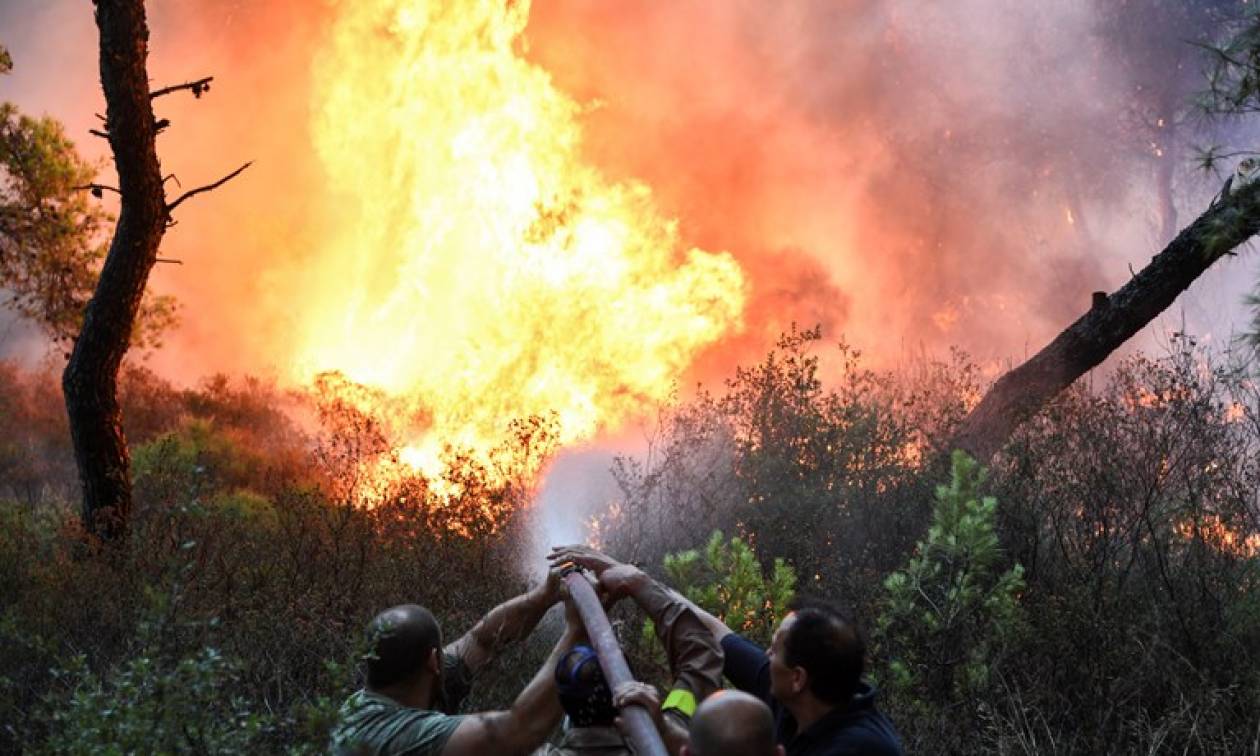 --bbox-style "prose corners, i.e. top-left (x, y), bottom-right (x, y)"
top-left (1175, 514), bottom-right (1260, 559)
